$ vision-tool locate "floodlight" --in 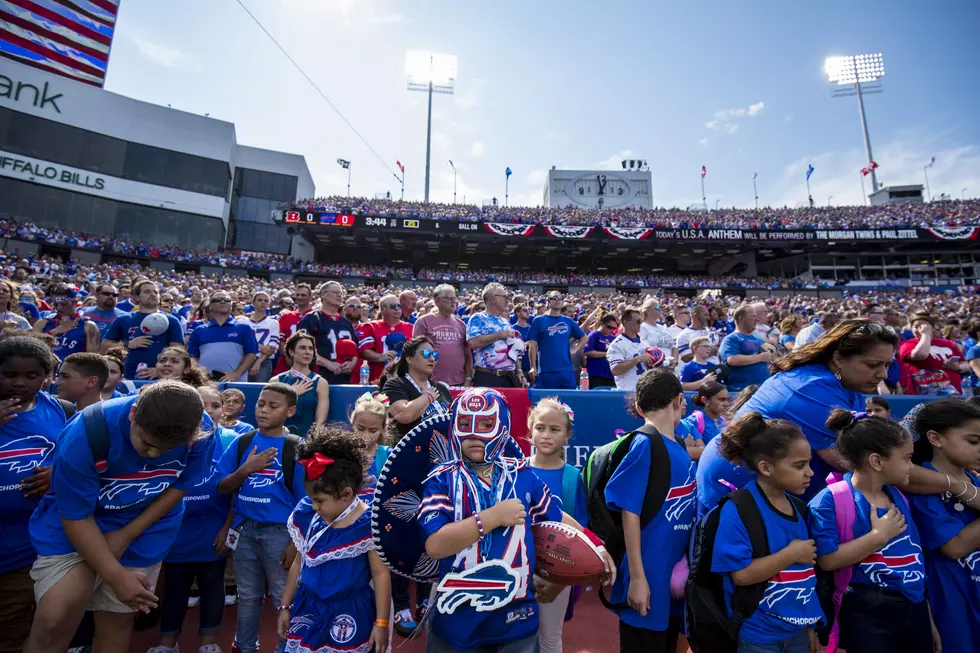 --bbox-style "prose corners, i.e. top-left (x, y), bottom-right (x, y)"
top-left (406, 51), bottom-right (457, 94)
top-left (825, 53), bottom-right (884, 85)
